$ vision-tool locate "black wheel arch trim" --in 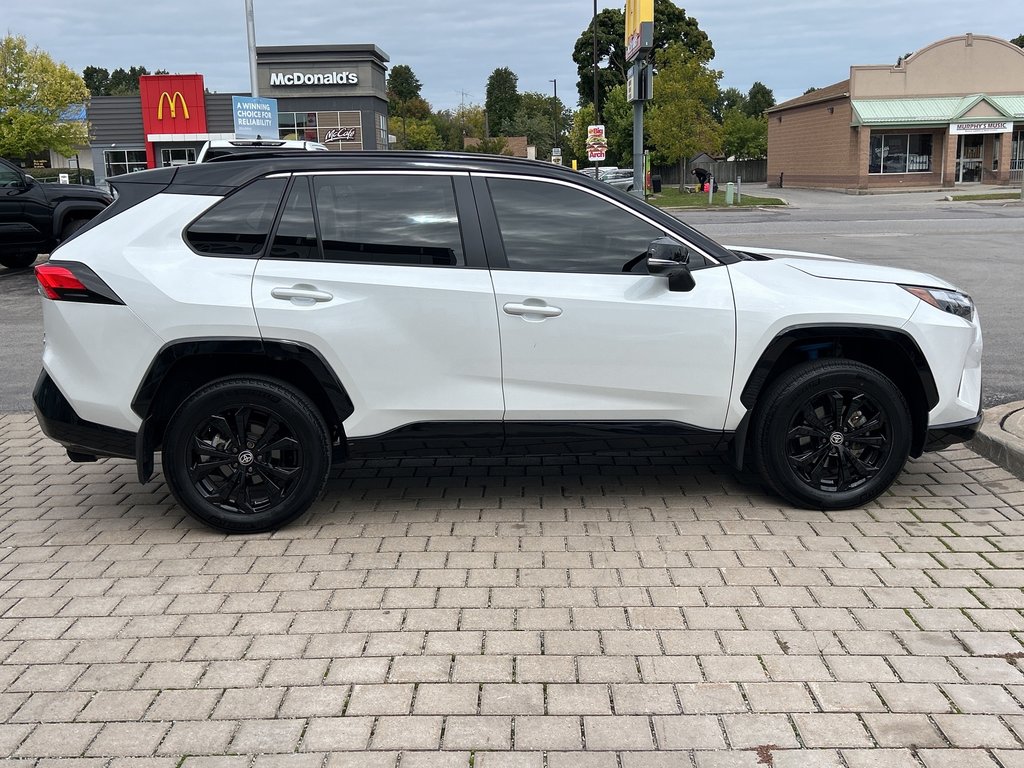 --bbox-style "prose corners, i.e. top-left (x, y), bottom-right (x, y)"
top-left (51, 201), bottom-right (108, 241)
top-left (735, 324), bottom-right (940, 468)
top-left (131, 338), bottom-right (355, 481)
